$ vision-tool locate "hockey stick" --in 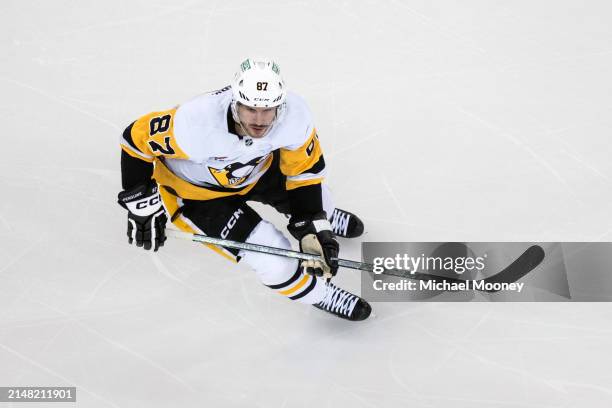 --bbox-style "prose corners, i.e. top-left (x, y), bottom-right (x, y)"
top-left (167, 229), bottom-right (368, 270)
top-left (168, 230), bottom-right (545, 292)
